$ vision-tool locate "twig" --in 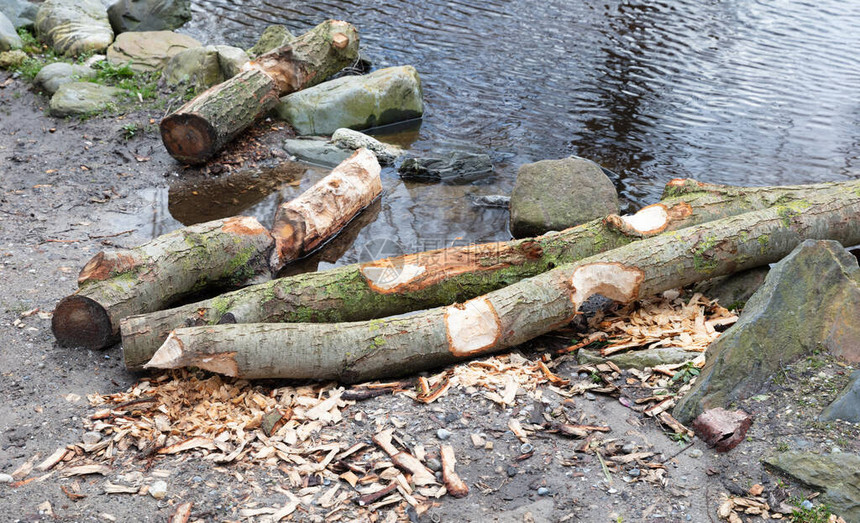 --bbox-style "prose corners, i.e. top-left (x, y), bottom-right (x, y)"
top-left (660, 441), bottom-right (695, 464)
top-left (88, 229), bottom-right (136, 240)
